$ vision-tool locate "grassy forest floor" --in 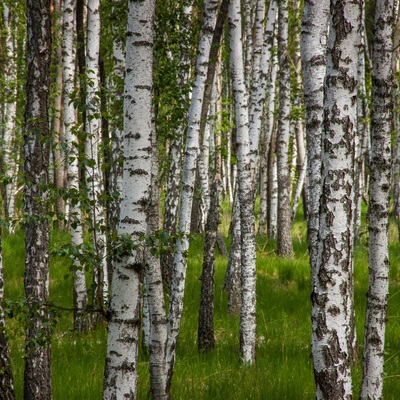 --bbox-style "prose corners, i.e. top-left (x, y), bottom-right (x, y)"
top-left (3, 202), bottom-right (400, 399)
